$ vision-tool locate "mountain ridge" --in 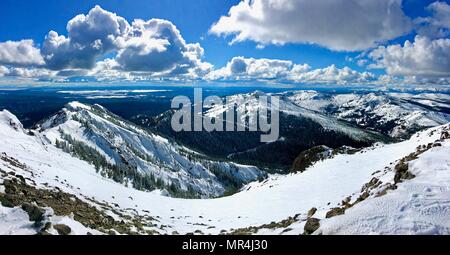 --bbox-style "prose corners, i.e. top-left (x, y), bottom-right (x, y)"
top-left (3, 102), bottom-right (265, 198)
